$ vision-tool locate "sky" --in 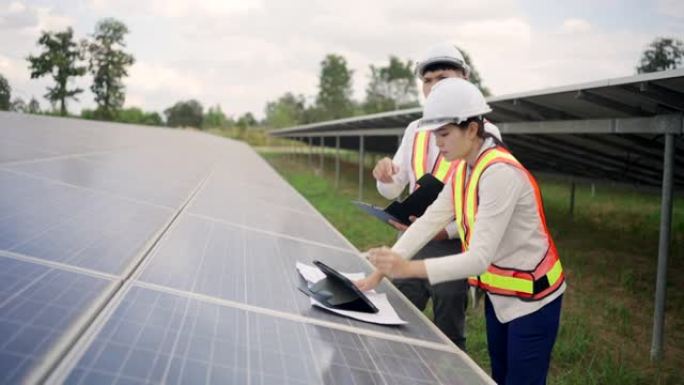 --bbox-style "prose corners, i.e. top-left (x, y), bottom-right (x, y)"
top-left (1, 0), bottom-right (683, 119)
